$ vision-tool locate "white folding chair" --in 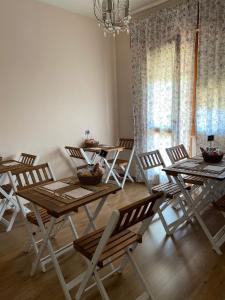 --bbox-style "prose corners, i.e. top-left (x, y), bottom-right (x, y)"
top-left (65, 146), bottom-right (92, 174)
top-left (19, 152), bottom-right (38, 166)
top-left (166, 144), bottom-right (205, 186)
top-left (9, 163), bottom-right (79, 271)
top-left (136, 150), bottom-right (190, 235)
top-left (0, 153), bottom-right (38, 231)
top-left (107, 138), bottom-right (135, 188)
top-left (73, 191), bottom-right (164, 300)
